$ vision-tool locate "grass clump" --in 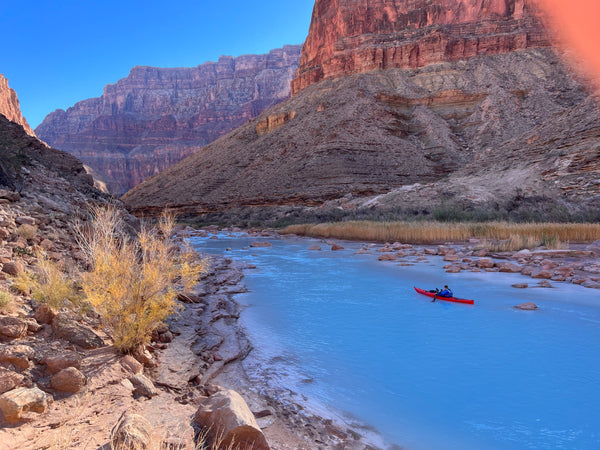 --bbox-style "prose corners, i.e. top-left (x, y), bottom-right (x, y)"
top-left (16, 223), bottom-right (37, 240)
top-left (0, 289), bottom-right (15, 313)
top-left (77, 207), bottom-right (205, 354)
